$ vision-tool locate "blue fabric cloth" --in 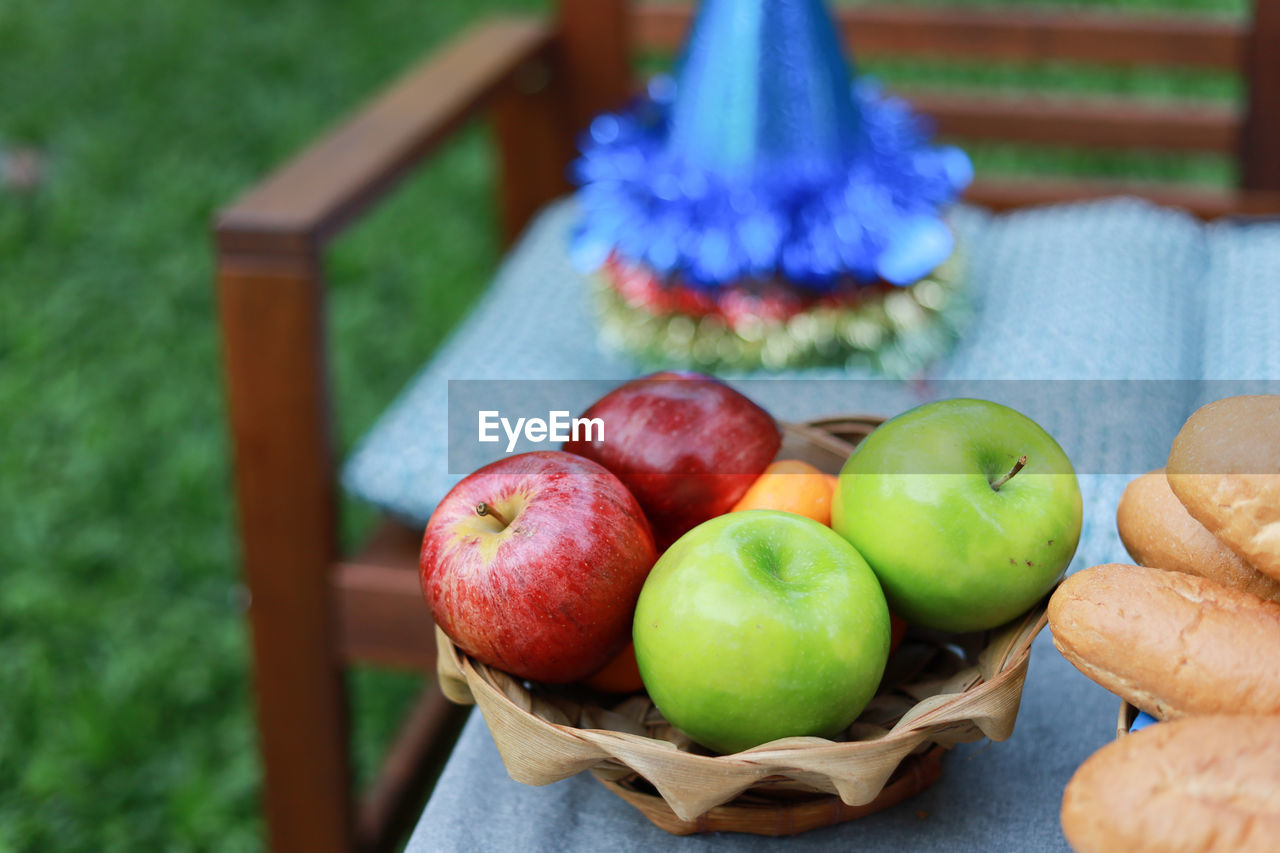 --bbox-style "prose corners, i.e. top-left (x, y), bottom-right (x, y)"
top-left (339, 197), bottom-right (1280, 853)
